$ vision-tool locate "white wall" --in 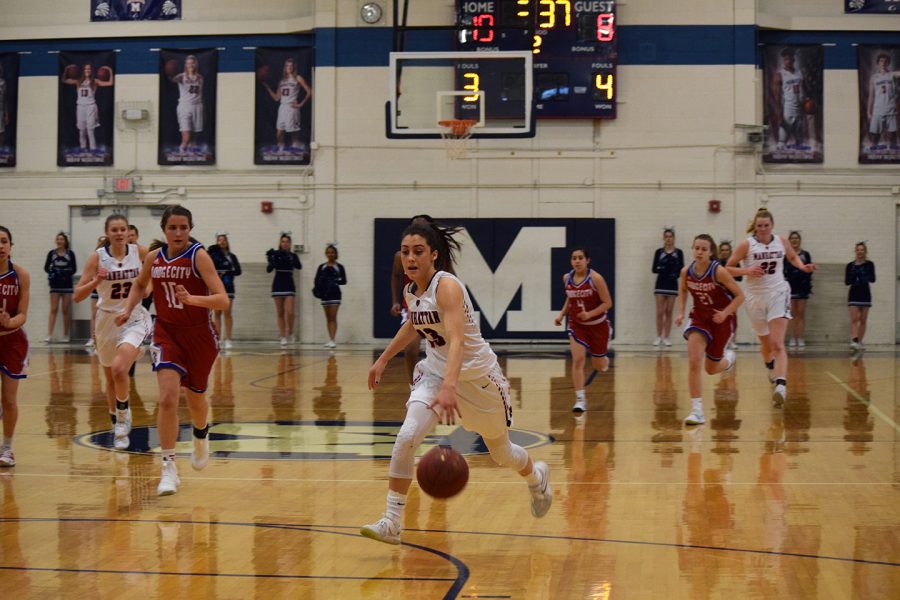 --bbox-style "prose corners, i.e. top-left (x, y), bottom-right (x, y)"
top-left (1, 0), bottom-right (897, 345)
